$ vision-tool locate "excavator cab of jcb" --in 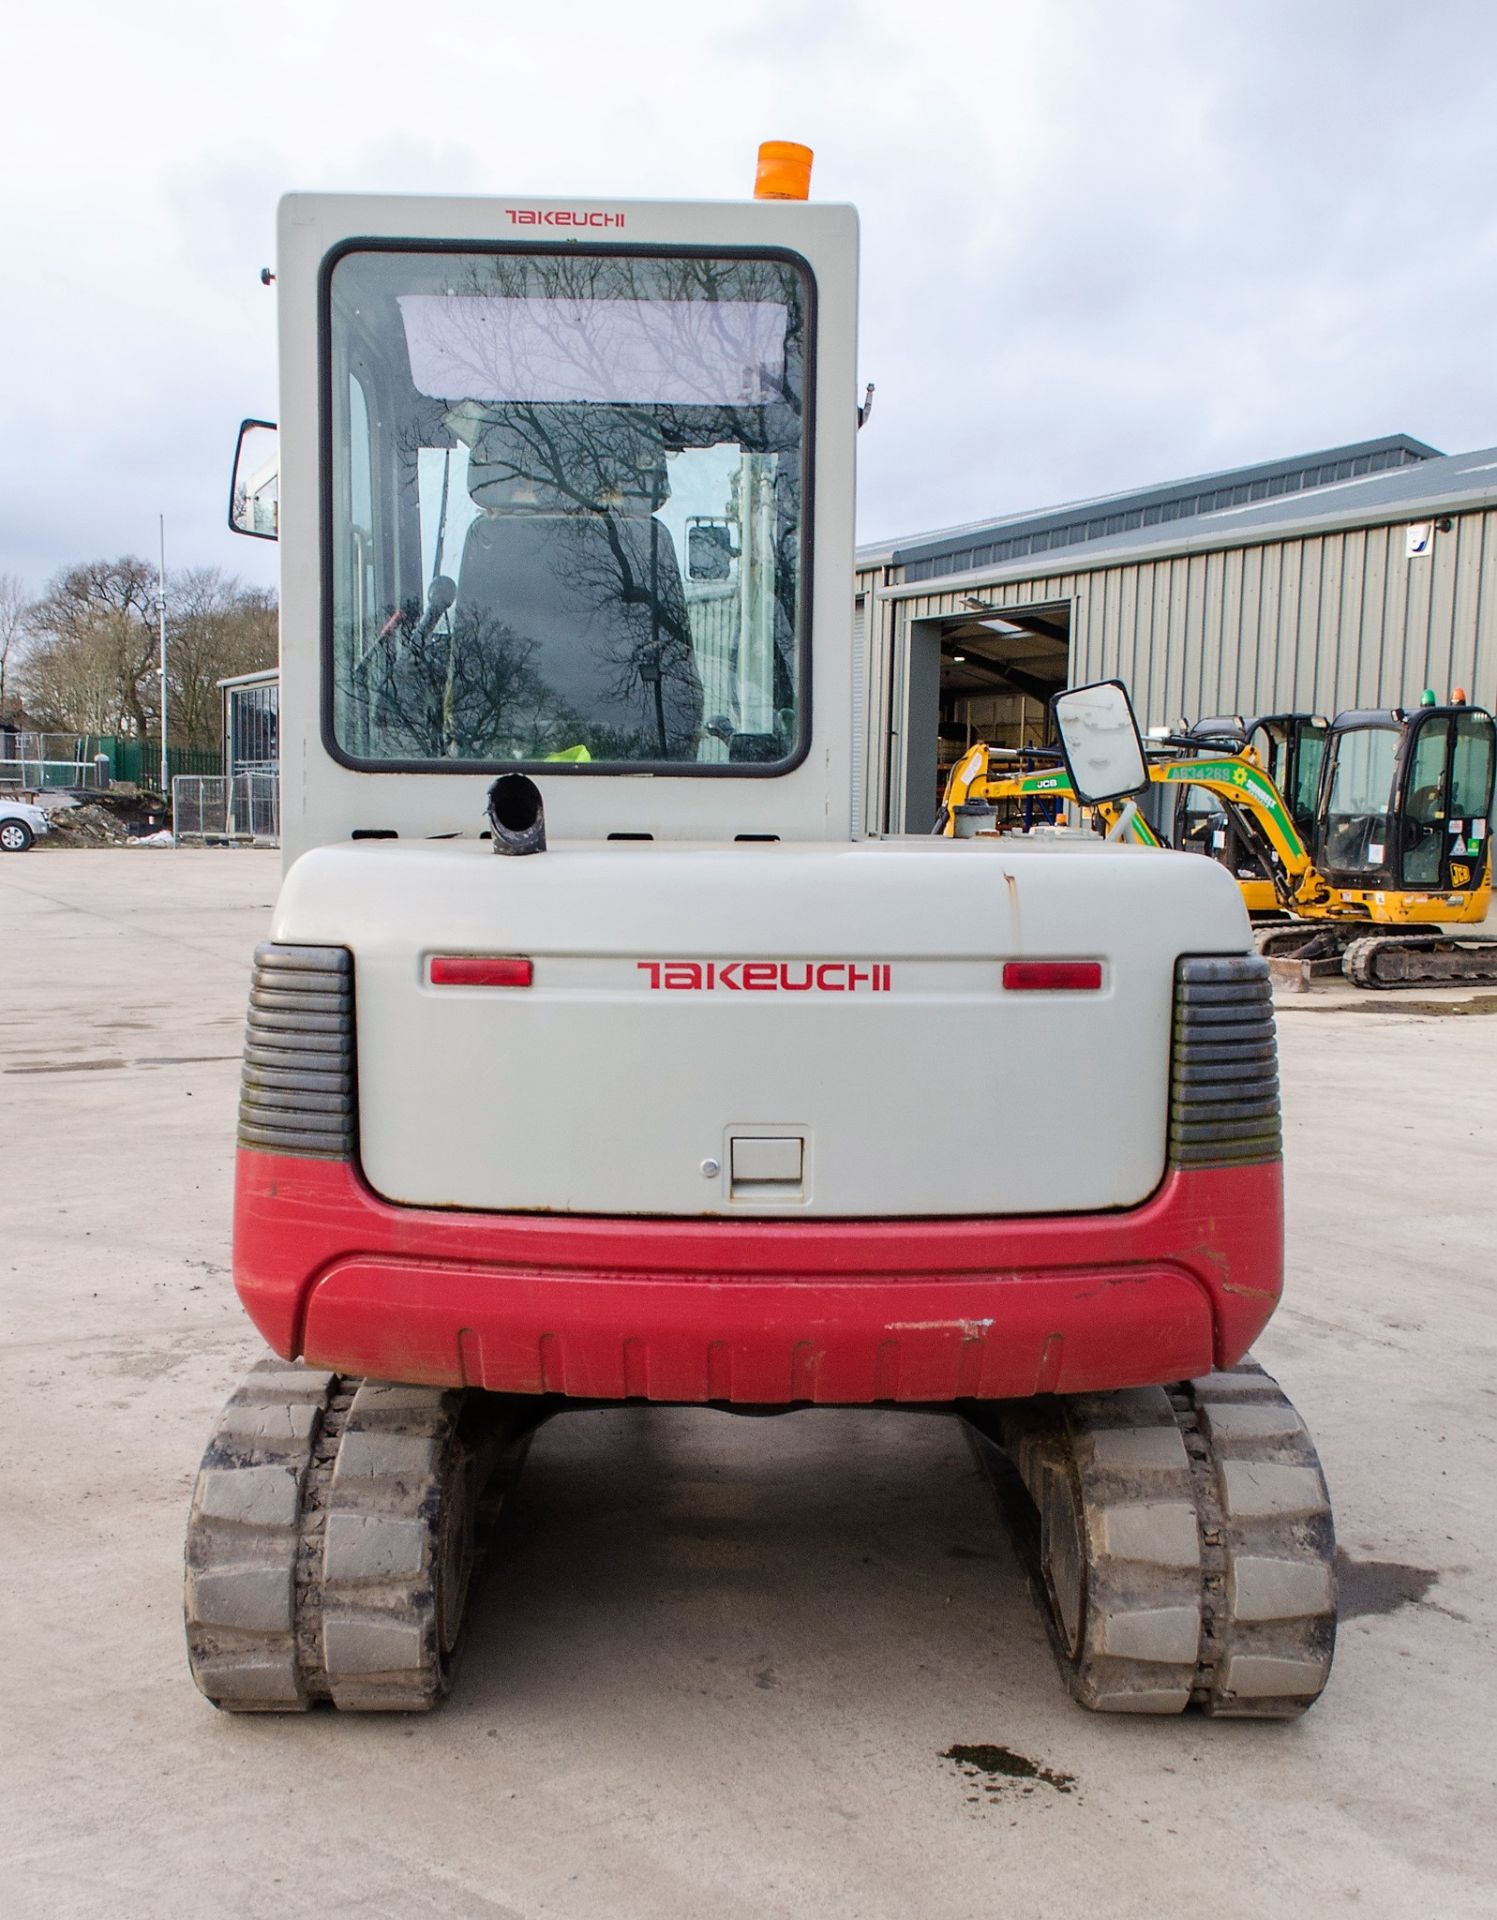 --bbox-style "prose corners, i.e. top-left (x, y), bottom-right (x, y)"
top-left (1315, 705), bottom-right (1495, 898)
top-left (1247, 714), bottom-right (1331, 845)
